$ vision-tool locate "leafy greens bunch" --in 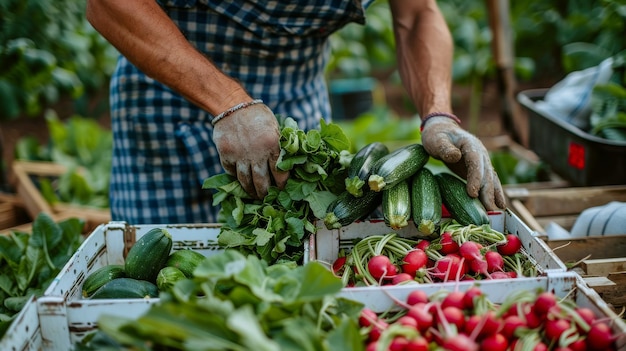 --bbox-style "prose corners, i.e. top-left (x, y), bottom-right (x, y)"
top-left (202, 117), bottom-right (352, 265)
top-left (0, 213), bottom-right (84, 337)
top-left (78, 250), bottom-right (365, 351)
